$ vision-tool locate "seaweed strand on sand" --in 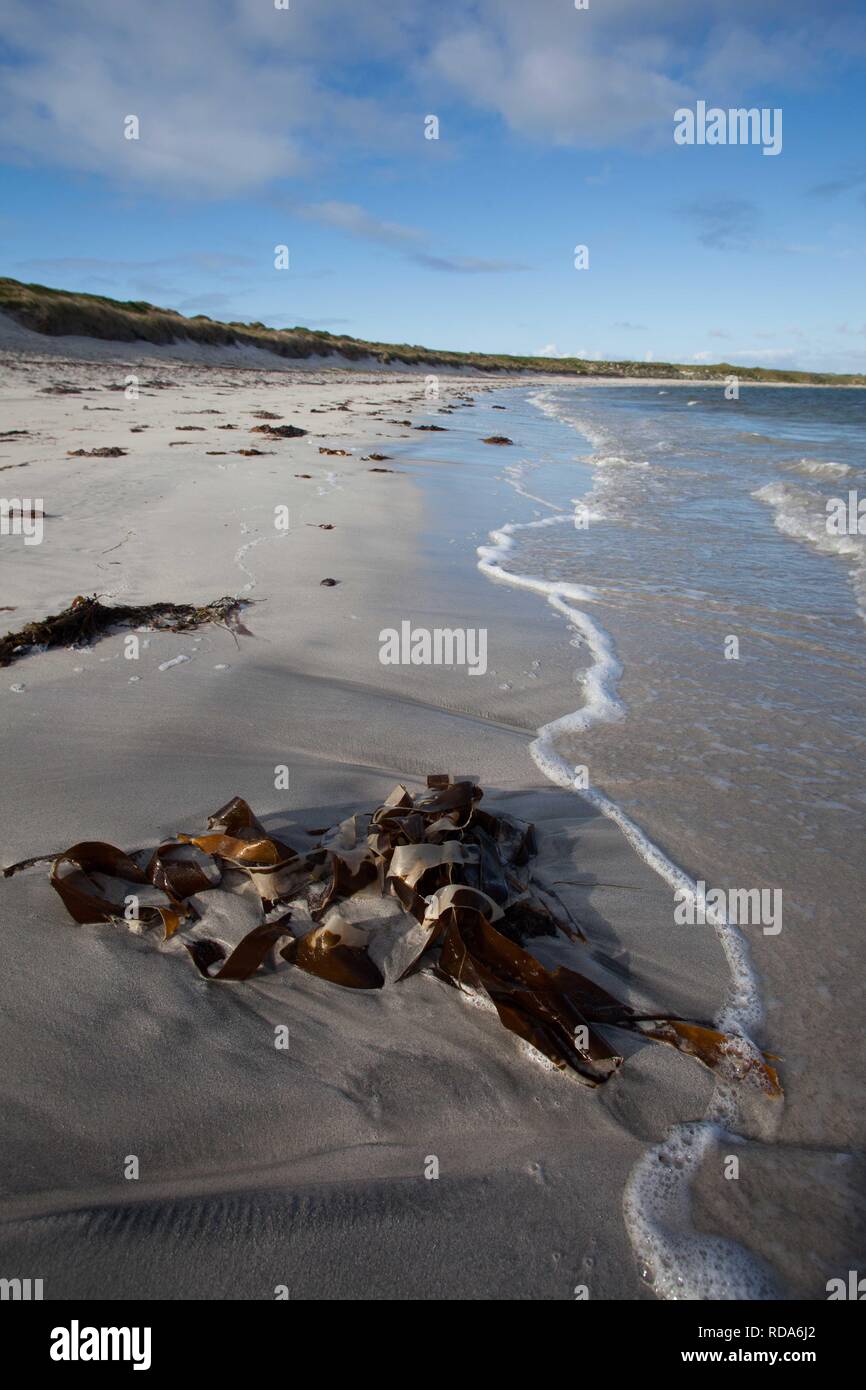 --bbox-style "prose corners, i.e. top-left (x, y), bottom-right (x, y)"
top-left (0, 594), bottom-right (251, 667)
